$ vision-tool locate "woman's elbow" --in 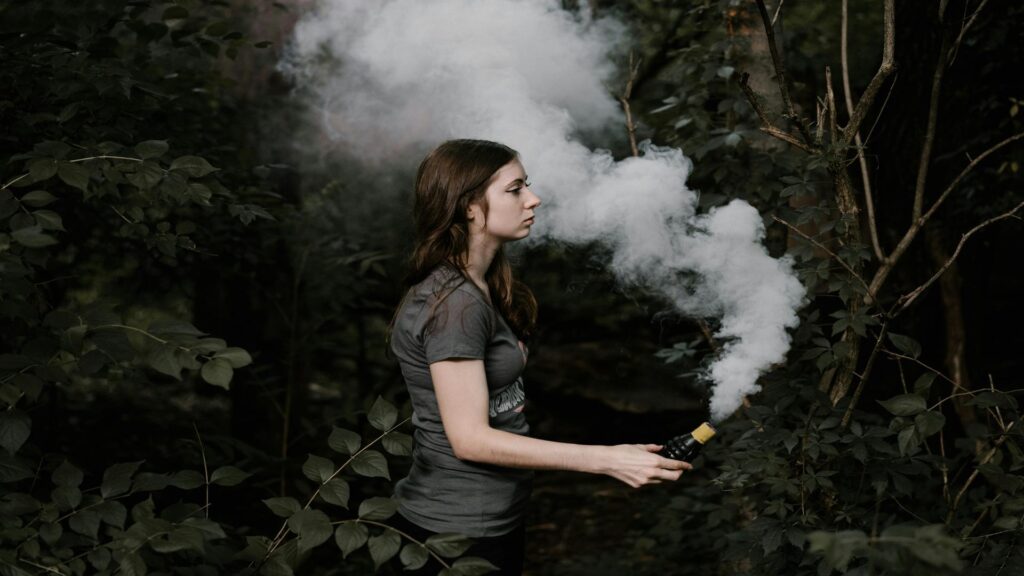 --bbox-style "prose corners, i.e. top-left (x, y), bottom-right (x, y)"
top-left (448, 431), bottom-right (486, 462)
